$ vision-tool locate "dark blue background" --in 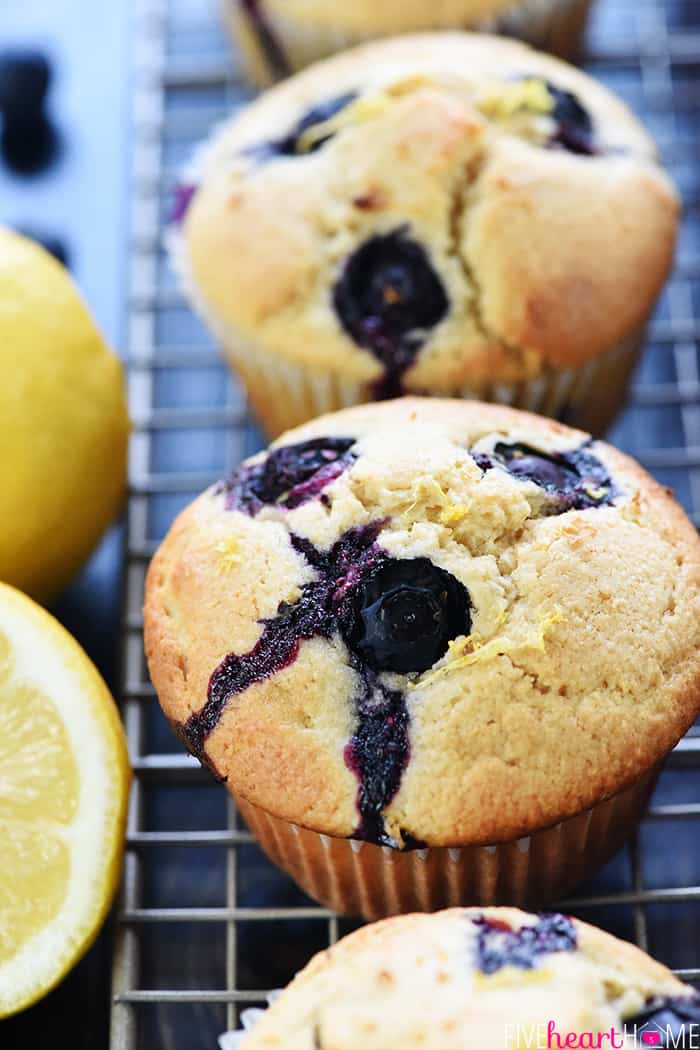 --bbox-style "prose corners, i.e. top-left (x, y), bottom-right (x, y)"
top-left (1, 2), bottom-right (130, 1046)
